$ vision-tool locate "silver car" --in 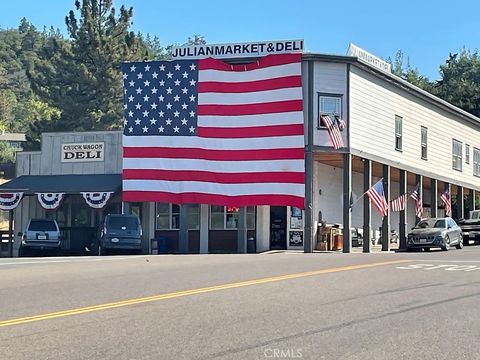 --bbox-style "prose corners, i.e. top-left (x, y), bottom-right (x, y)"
top-left (407, 217), bottom-right (463, 251)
